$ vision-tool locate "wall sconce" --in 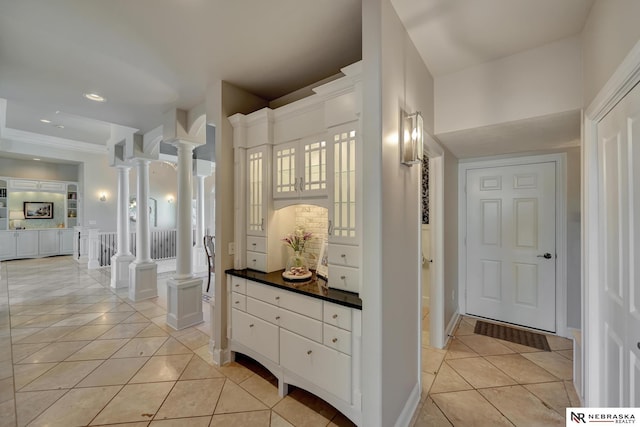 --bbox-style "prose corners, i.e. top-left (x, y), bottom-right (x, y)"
top-left (400, 110), bottom-right (424, 166)
top-left (10, 210), bottom-right (25, 229)
top-left (167, 195), bottom-right (174, 204)
top-left (99, 192), bottom-right (107, 202)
